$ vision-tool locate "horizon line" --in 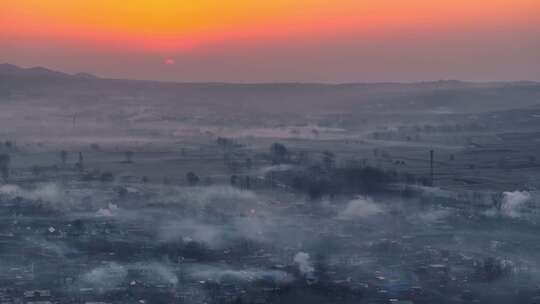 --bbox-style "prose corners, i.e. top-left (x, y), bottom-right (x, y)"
top-left (2, 63), bottom-right (539, 86)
